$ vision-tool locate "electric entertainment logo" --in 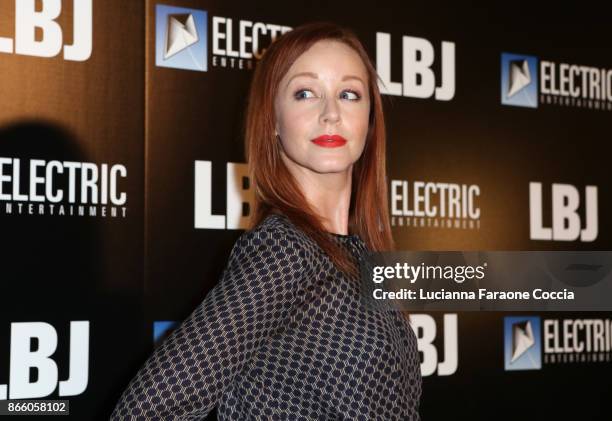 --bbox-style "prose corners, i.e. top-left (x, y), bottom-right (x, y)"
top-left (155, 4), bottom-right (207, 72)
top-left (504, 316), bottom-right (612, 371)
top-left (155, 4), bottom-right (291, 72)
top-left (501, 53), bottom-right (538, 108)
top-left (153, 321), bottom-right (178, 348)
top-left (0, 157), bottom-right (128, 218)
top-left (501, 52), bottom-right (612, 111)
top-left (389, 180), bottom-right (480, 230)
top-left (210, 17), bottom-right (291, 69)
top-left (504, 316), bottom-right (542, 371)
